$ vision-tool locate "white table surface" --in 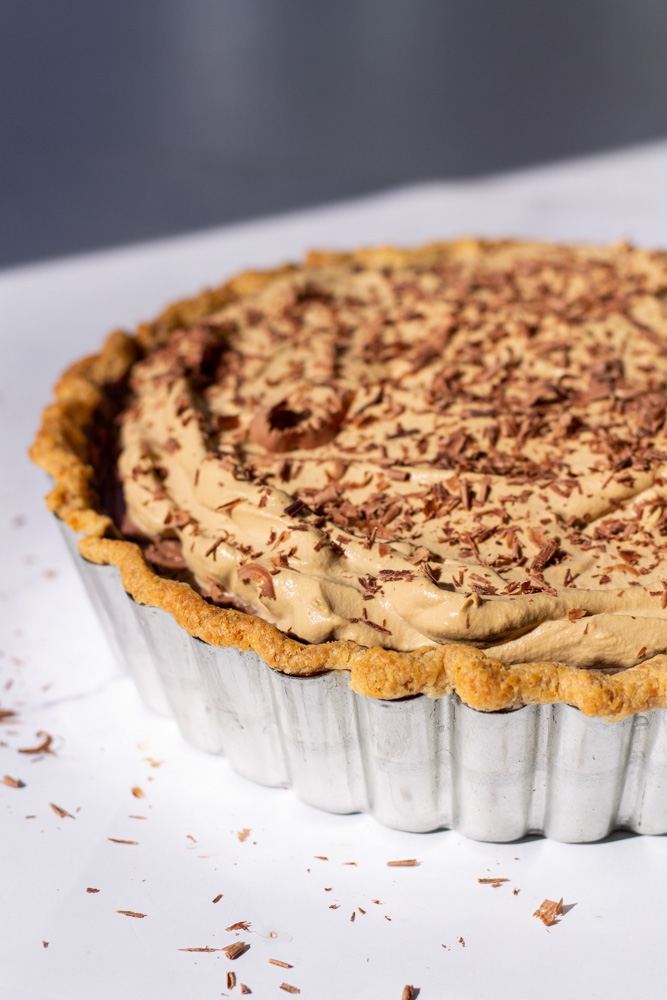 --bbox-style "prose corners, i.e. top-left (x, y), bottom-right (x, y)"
top-left (2, 141), bottom-right (667, 1000)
